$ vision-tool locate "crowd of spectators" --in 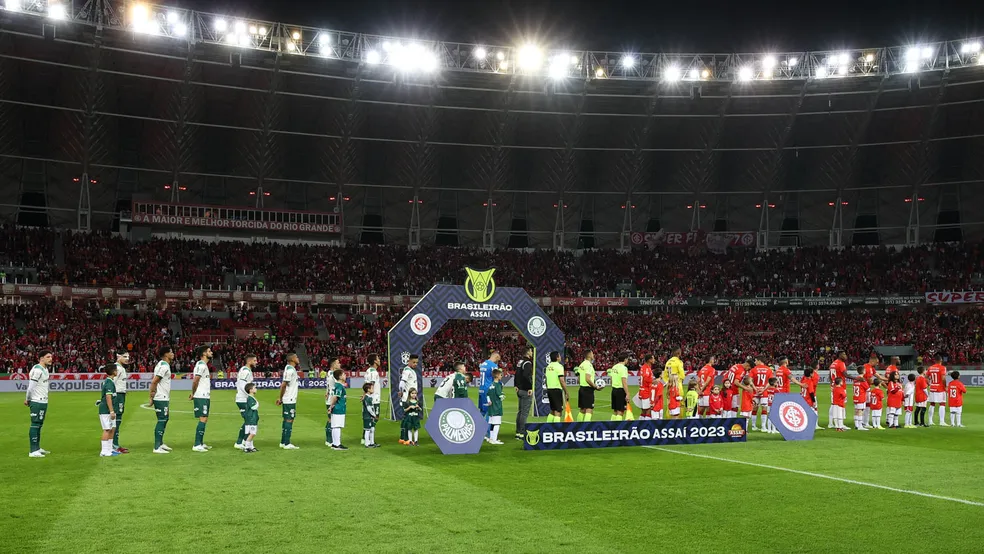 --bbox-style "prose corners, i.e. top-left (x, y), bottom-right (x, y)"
top-left (4, 226), bottom-right (982, 297)
top-left (4, 300), bottom-right (981, 376)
